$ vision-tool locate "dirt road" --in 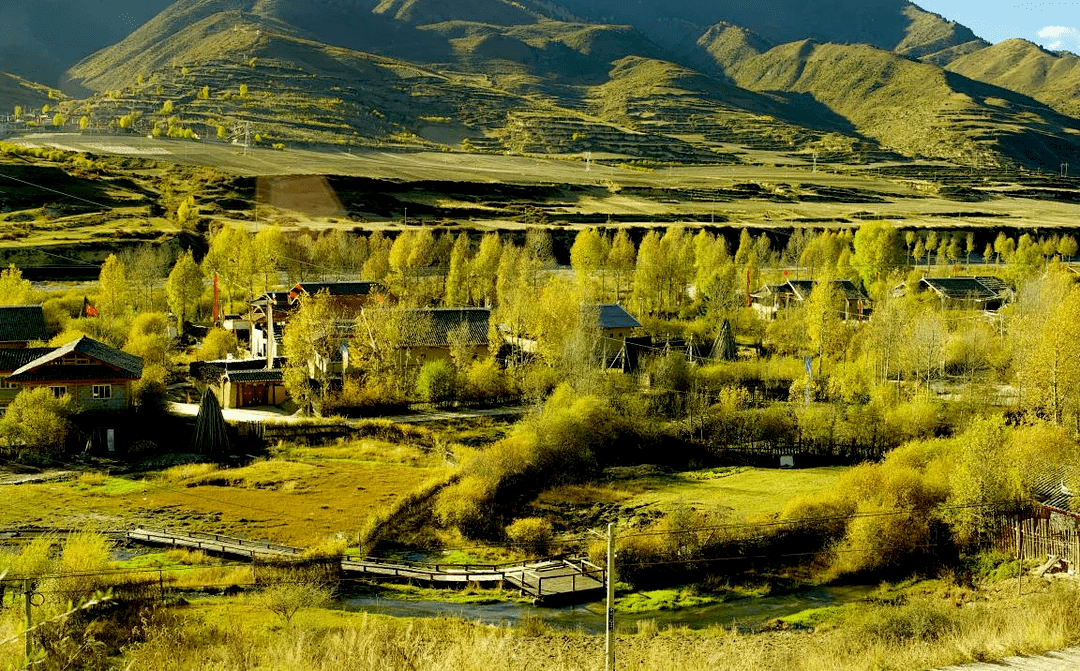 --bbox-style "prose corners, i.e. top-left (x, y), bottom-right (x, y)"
top-left (936, 648), bottom-right (1080, 669)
